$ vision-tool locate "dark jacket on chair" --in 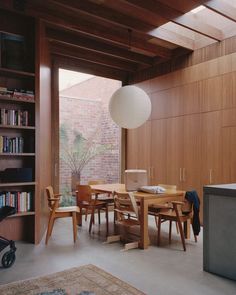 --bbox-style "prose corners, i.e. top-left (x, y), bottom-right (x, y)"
top-left (185, 190), bottom-right (201, 236)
